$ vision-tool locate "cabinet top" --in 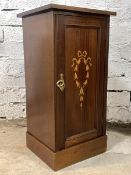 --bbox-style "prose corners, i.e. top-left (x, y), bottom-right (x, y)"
top-left (17, 3), bottom-right (116, 18)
